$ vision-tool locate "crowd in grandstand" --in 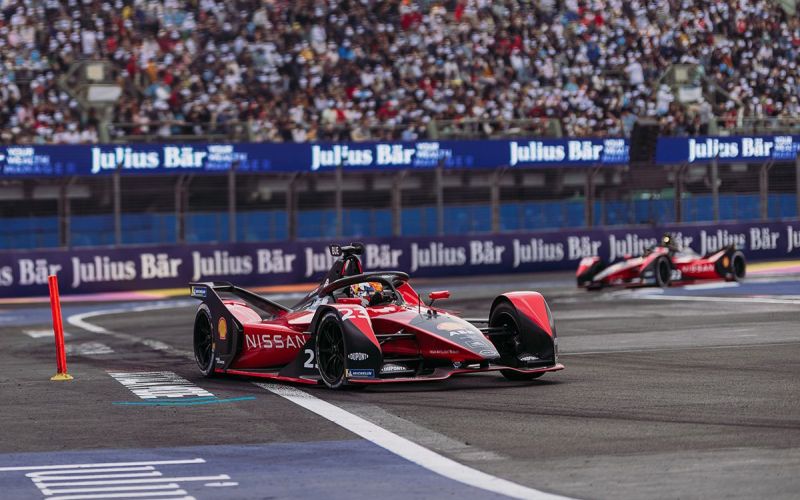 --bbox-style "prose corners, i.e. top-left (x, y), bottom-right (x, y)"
top-left (0, 0), bottom-right (798, 144)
